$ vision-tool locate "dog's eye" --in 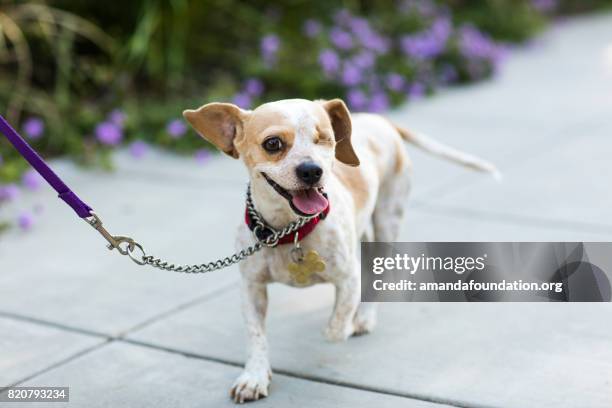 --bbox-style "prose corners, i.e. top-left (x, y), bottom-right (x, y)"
top-left (262, 137), bottom-right (283, 153)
